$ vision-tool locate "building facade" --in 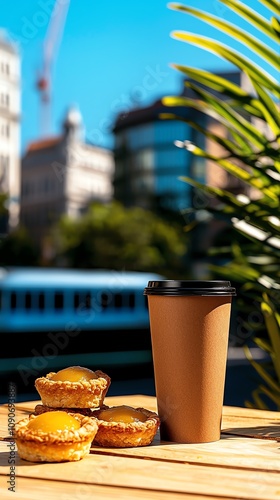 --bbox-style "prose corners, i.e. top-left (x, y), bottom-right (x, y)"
top-left (21, 107), bottom-right (114, 246)
top-left (113, 99), bottom-right (201, 214)
top-left (0, 31), bottom-right (21, 230)
top-left (113, 71), bottom-right (249, 215)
